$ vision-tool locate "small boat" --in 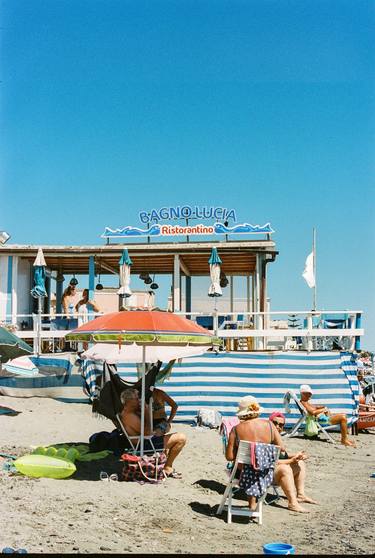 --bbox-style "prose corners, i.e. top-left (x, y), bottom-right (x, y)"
top-left (358, 394), bottom-right (375, 430)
